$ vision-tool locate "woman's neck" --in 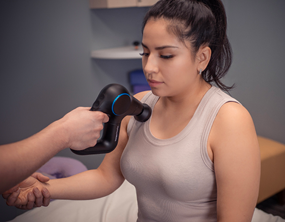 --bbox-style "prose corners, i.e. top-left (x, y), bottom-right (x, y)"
top-left (159, 79), bottom-right (211, 112)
